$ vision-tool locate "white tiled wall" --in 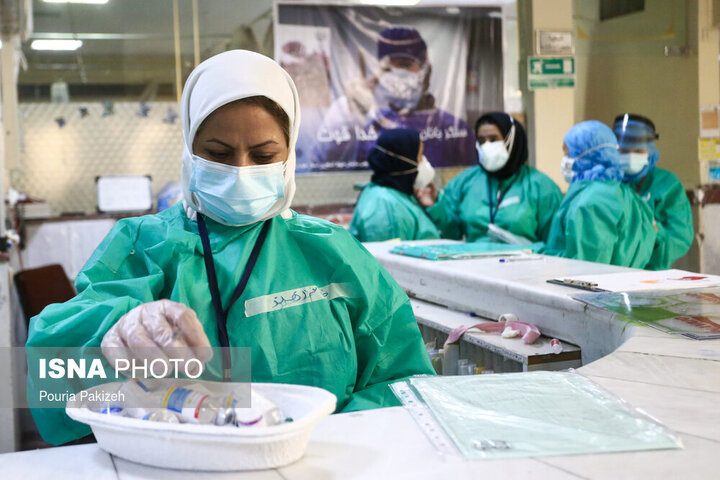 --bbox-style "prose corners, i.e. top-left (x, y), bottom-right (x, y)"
top-left (16, 101), bottom-right (183, 215)
top-left (14, 101), bottom-right (370, 214)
